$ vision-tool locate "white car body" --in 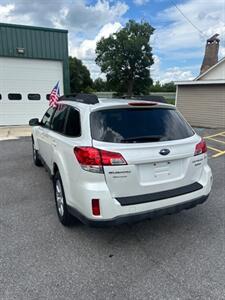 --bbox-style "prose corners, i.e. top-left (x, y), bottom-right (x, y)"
top-left (31, 96), bottom-right (212, 226)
